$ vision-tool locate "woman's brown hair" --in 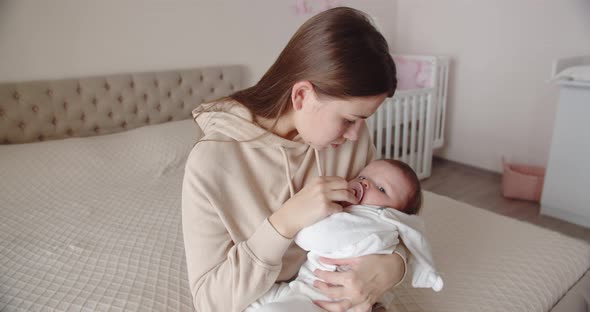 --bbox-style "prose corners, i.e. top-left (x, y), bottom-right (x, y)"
top-left (230, 7), bottom-right (397, 125)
